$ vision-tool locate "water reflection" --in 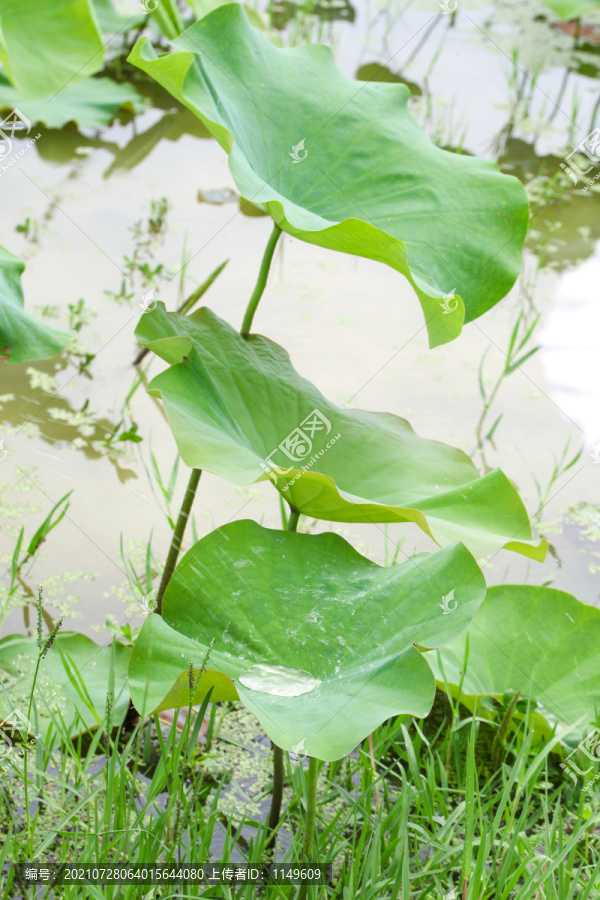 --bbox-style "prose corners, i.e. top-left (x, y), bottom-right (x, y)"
top-left (540, 242), bottom-right (600, 444)
top-left (271, 0), bottom-right (356, 29)
top-left (104, 109), bottom-right (211, 177)
top-left (1, 0), bottom-right (599, 629)
top-left (496, 137), bottom-right (600, 267)
top-left (355, 62), bottom-right (422, 95)
top-left (1, 358), bottom-right (138, 482)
